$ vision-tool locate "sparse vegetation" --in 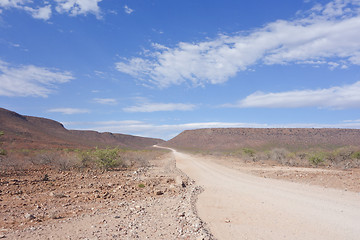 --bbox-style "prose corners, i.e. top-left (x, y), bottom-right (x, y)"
top-left (242, 148), bottom-right (256, 157)
top-left (76, 148), bottom-right (161, 171)
top-left (138, 183), bottom-right (145, 188)
top-left (0, 149), bottom-right (7, 156)
top-left (351, 151), bottom-right (360, 159)
top-left (0, 145), bottom-right (165, 173)
top-left (308, 153), bottom-right (325, 167)
top-left (187, 145), bottom-right (360, 169)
